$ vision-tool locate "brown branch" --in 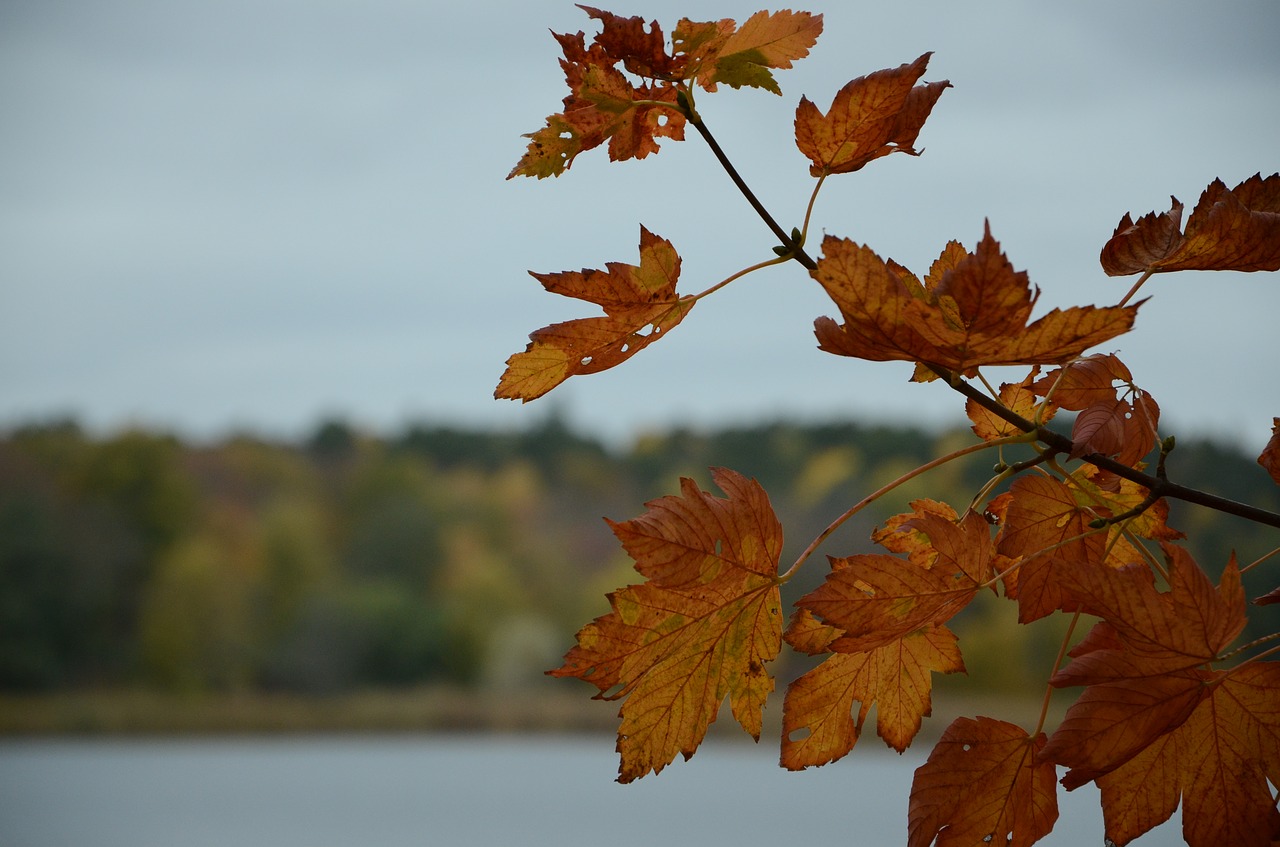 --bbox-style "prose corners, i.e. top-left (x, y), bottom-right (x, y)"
top-left (687, 107), bottom-right (1280, 532)
top-left (927, 363), bottom-right (1280, 529)
top-left (687, 112), bottom-right (817, 269)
